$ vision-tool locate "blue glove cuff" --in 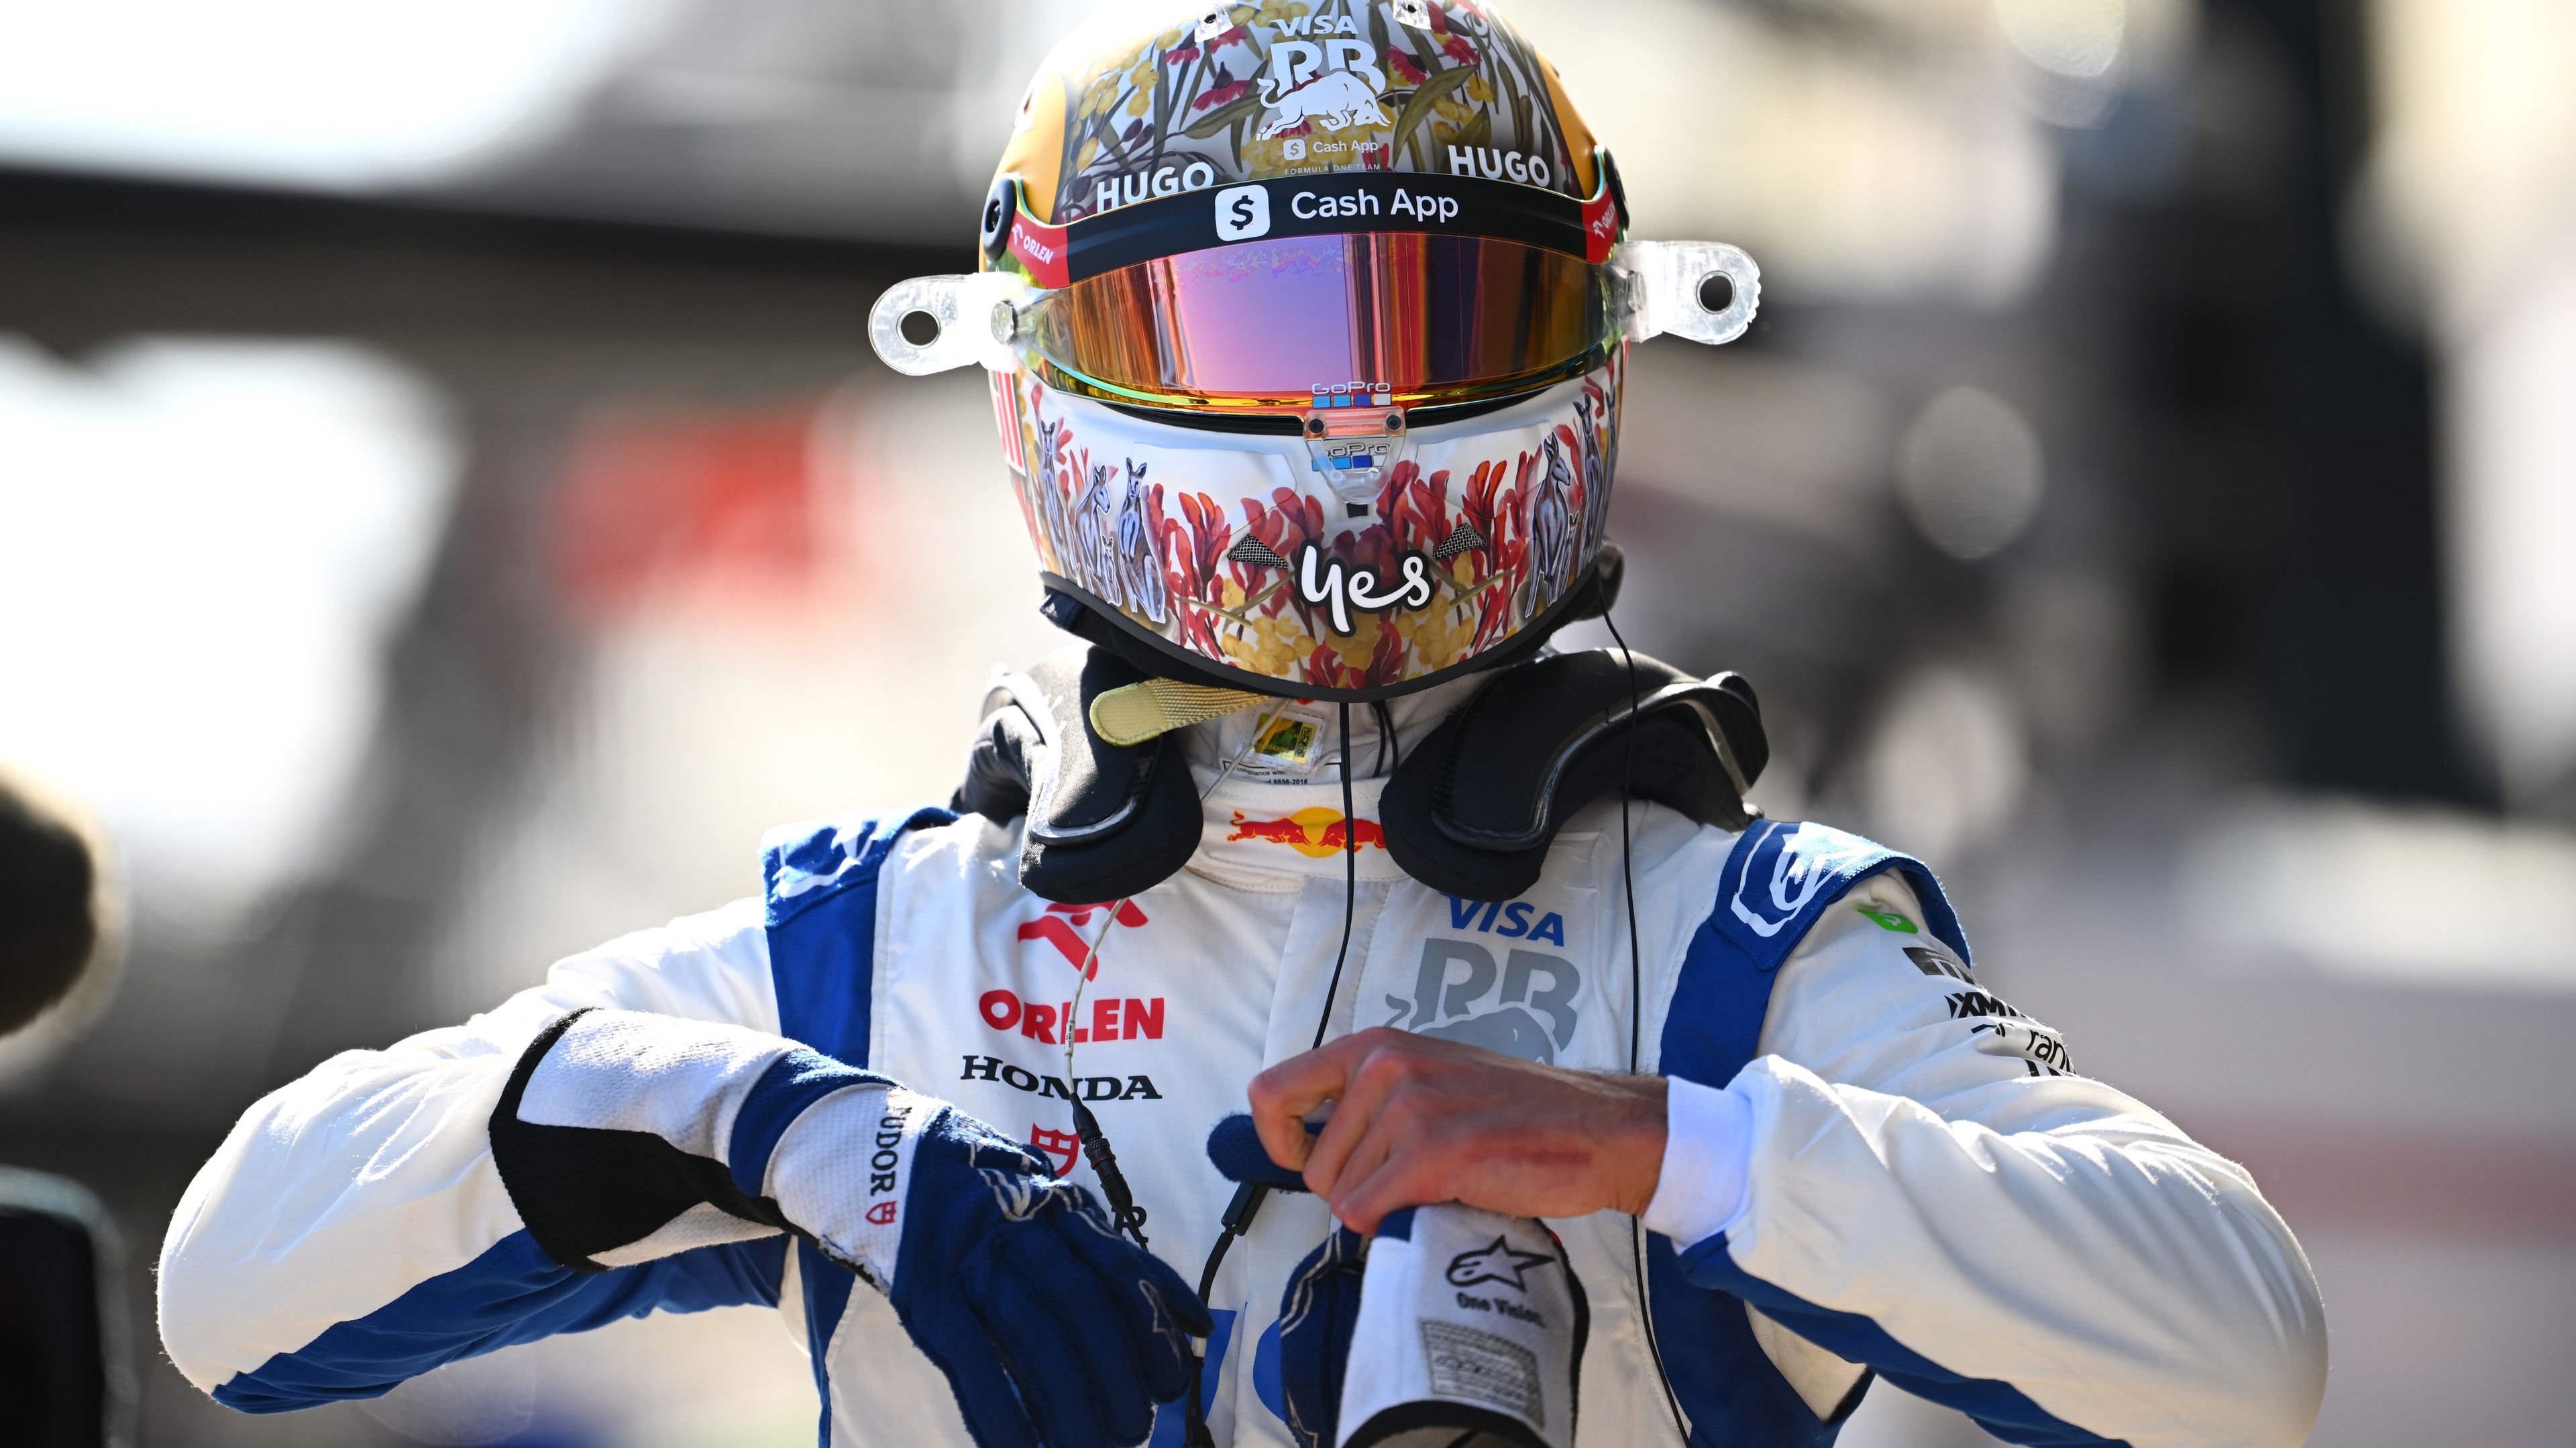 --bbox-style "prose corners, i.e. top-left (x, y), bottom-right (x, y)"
top-left (1205, 1113), bottom-right (1319, 1192)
